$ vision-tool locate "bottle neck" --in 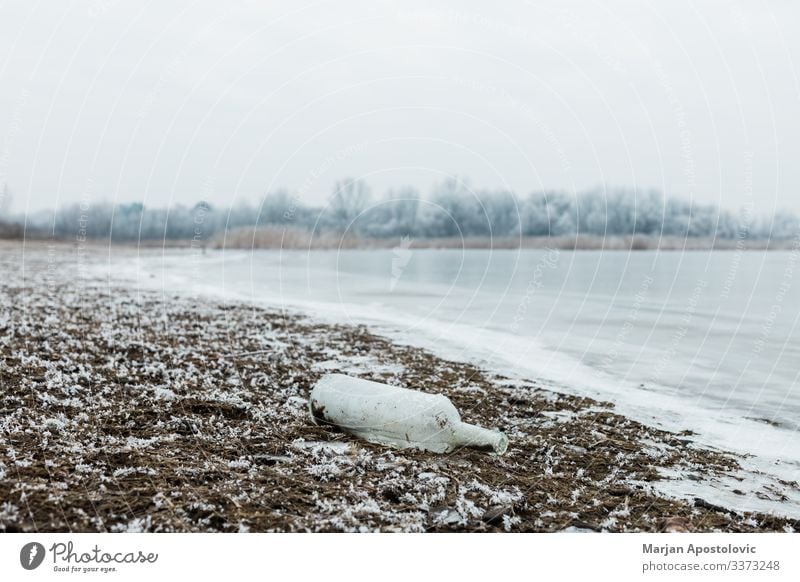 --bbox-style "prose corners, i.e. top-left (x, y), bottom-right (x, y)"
top-left (452, 422), bottom-right (508, 455)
